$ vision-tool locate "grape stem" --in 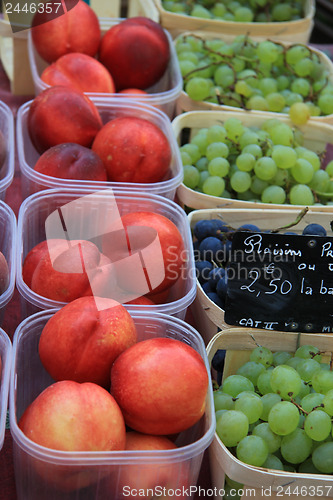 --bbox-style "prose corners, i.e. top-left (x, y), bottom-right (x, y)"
top-left (270, 207), bottom-right (309, 233)
top-left (289, 394), bottom-right (309, 415)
